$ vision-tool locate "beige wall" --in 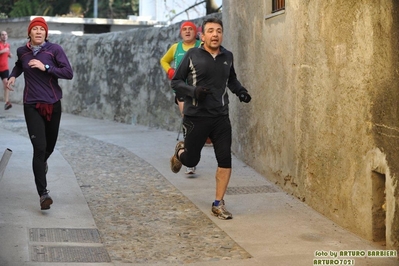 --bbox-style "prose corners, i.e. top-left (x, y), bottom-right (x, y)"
top-left (224, 0), bottom-right (399, 250)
